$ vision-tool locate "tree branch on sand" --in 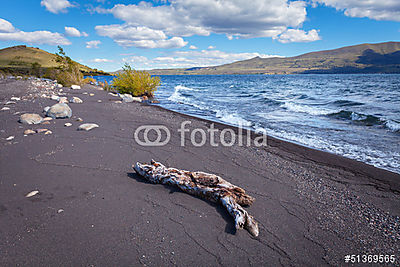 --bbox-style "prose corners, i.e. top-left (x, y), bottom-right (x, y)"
top-left (133, 160), bottom-right (259, 237)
